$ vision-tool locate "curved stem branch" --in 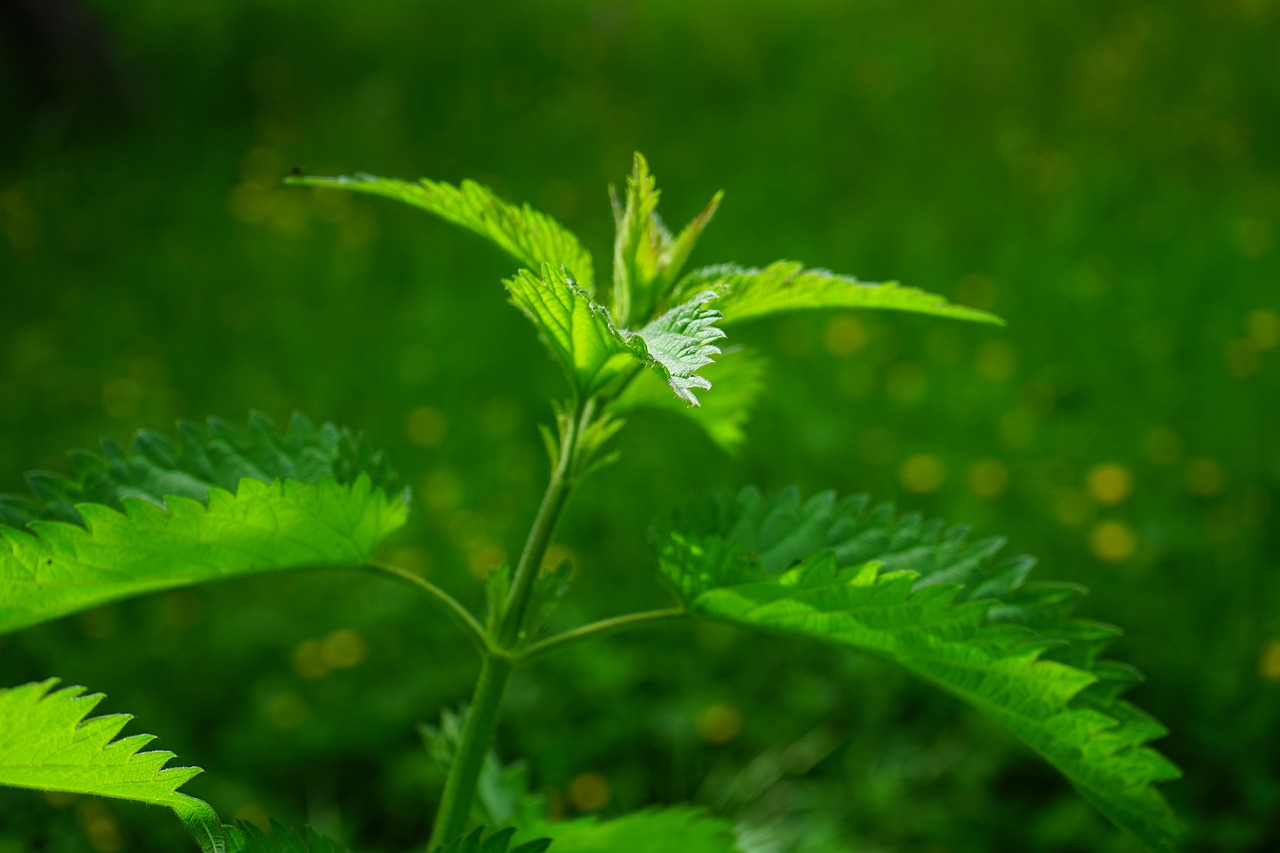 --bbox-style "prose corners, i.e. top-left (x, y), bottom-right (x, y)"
top-left (520, 608), bottom-right (686, 664)
top-left (365, 561), bottom-right (489, 655)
